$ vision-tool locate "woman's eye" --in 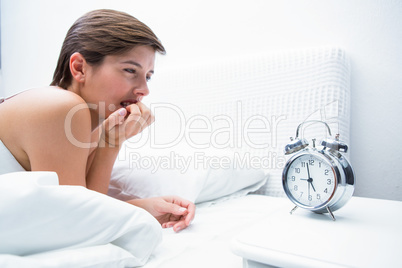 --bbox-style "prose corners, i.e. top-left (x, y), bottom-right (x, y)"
top-left (124, 68), bottom-right (136, 74)
top-left (146, 76), bottom-right (152, 82)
